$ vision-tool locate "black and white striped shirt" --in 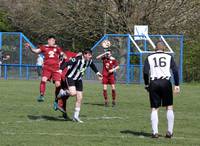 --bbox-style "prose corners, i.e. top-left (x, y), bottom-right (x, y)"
top-left (60, 55), bottom-right (99, 80)
top-left (143, 51), bottom-right (179, 86)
